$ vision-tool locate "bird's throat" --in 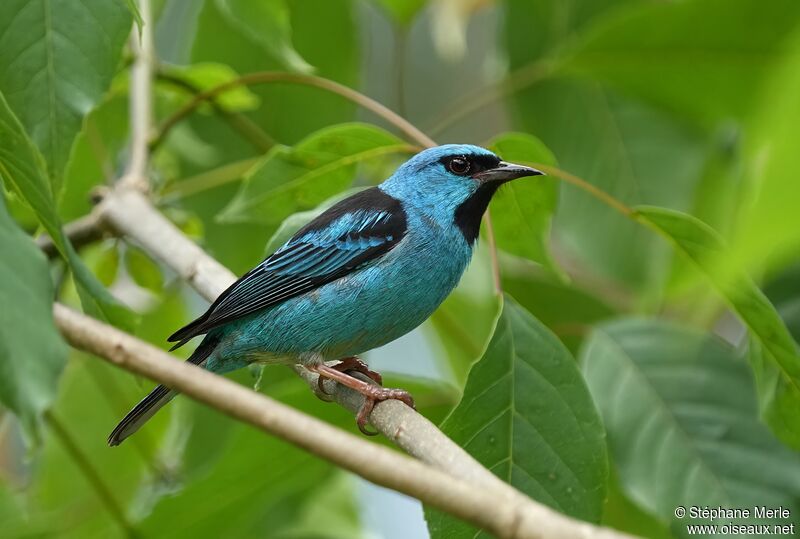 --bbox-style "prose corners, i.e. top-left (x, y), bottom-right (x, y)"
top-left (453, 182), bottom-right (501, 245)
